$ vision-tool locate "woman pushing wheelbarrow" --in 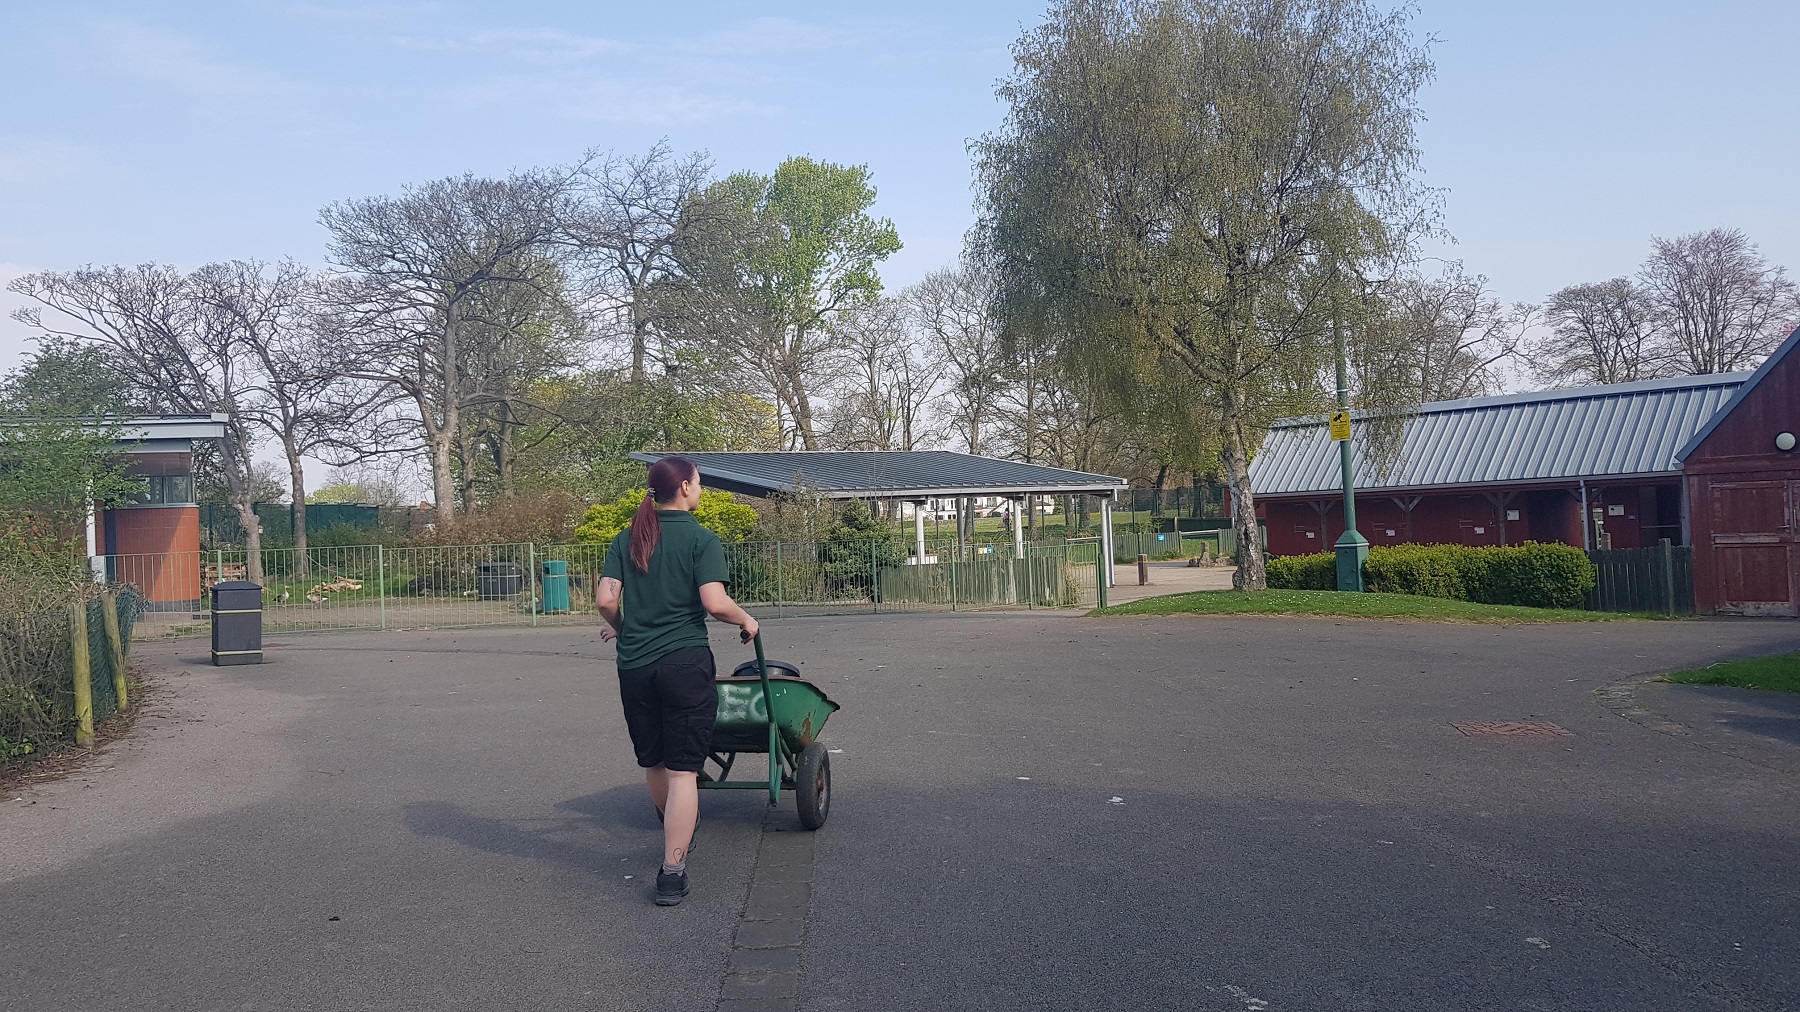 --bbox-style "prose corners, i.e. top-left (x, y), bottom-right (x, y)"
top-left (596, 455), bottom-right (839, 907)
